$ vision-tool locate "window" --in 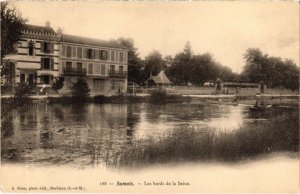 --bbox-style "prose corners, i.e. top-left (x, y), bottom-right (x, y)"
top-left (41, 42), bottom-right (53, 53)
top-left (28, 41), bottom-right (34, 56)
top-left (100, 50), bottom-right (107, 60)
top-left (88, 63), bottom-right (93, 74)
top-left (94, 64), bottom-right (101, 75)
top-left (20, 74), bottom-right (25, 83)
top-left (77, 63), bottom-right (82, 71)
top-left (41, 75), bottom-right (51, 84)
top-left (111, 51), bottom-right (115, 61)
top-left (66, 46), bottom-right (72, 58)
top-left (119, 52), bottom-right (124, 62)
top-left (72, 47), bottom-right (77, 58)
top-left (87, 49), bottom-right (93, 59)
top-left (110, 65), bottom-right (115, 73)
top-left (119, 66), bottom-right (124, 73)
top-left (66, 62), bottom-right (72, 71)
top-left (77, 47), bottom-right (82, 58)
top-left (41, 58), bottom-right (53, 70)
top-left (124, 52), bottom-right (127, 62)
top-left (28, 74), bottom-right (34, 84)
top-left (95, 50), bottom-right (100, 59)
top-left (101, 64), bottom-right (105, 75)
